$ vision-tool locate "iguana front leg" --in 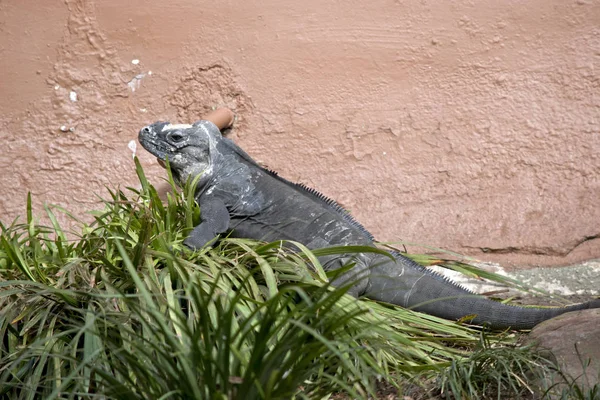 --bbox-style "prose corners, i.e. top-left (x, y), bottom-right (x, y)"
top-left (184, 196), bottom-right (230, 250)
